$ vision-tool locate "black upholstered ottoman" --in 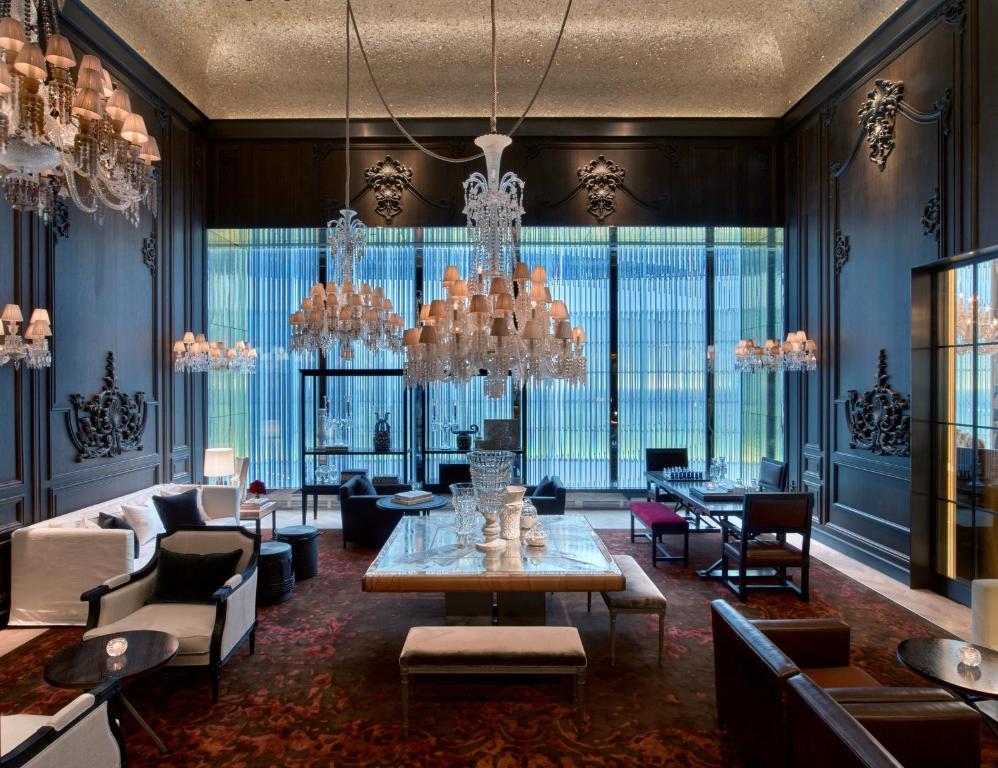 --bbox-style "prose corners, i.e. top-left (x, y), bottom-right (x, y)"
top-left (257, 540), bottom-right (294, 605)
top-left (275, 525), bottom-right (320, 580)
